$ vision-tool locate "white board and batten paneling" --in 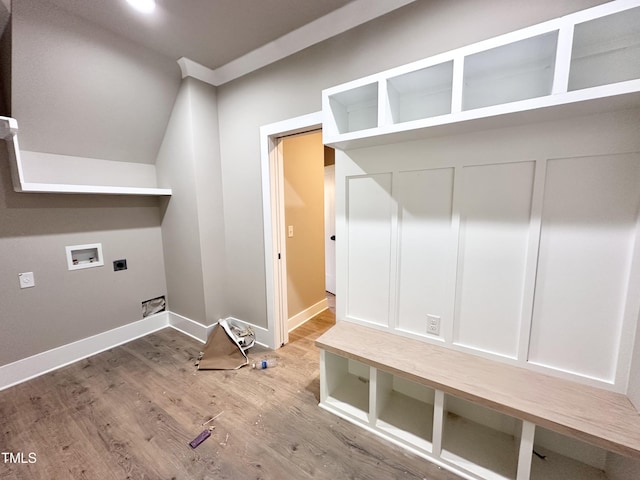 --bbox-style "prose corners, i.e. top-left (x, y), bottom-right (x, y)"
top-left (454, 162), bottom-right (536, 359)
top-left (328, 3), bottom-right (640, 478)
top-left (396, 167), bottom-right (455, 340)
top-left (345, 173), bottom-right (394, 326)
top-left (335, 108), bottom-right (640, 393)
top-left (330, 0), bottom-right (640, 391)
top-left (529, 154), bottom-right (640, 383)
